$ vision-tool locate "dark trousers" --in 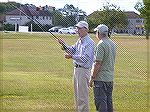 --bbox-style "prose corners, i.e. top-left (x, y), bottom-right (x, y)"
top-left (93, 81), bottom-right (113, 112)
